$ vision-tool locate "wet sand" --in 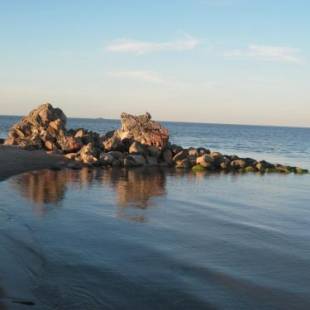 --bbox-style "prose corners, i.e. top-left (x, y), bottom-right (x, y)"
top-left (0, 145), bottom-right (67, 181)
